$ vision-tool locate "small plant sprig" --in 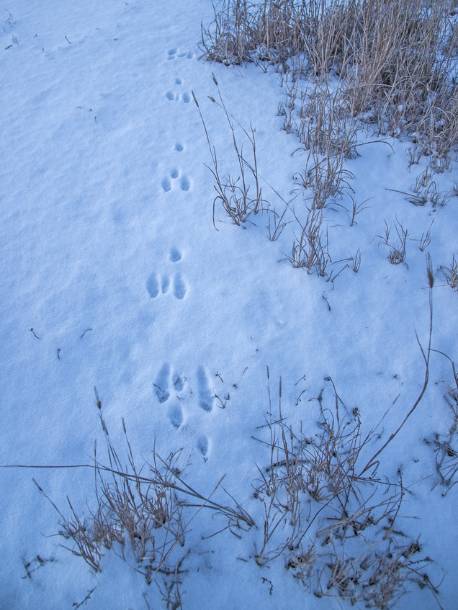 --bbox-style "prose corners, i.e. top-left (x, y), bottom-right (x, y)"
top-left (379, 219), bottom-right (408, 265)
top-left (440, 255), bottom-right (458, 292)
top-left (193, 75), bottom-right (266, 228)
top-left (425, 352), bottom-right (458, 495)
